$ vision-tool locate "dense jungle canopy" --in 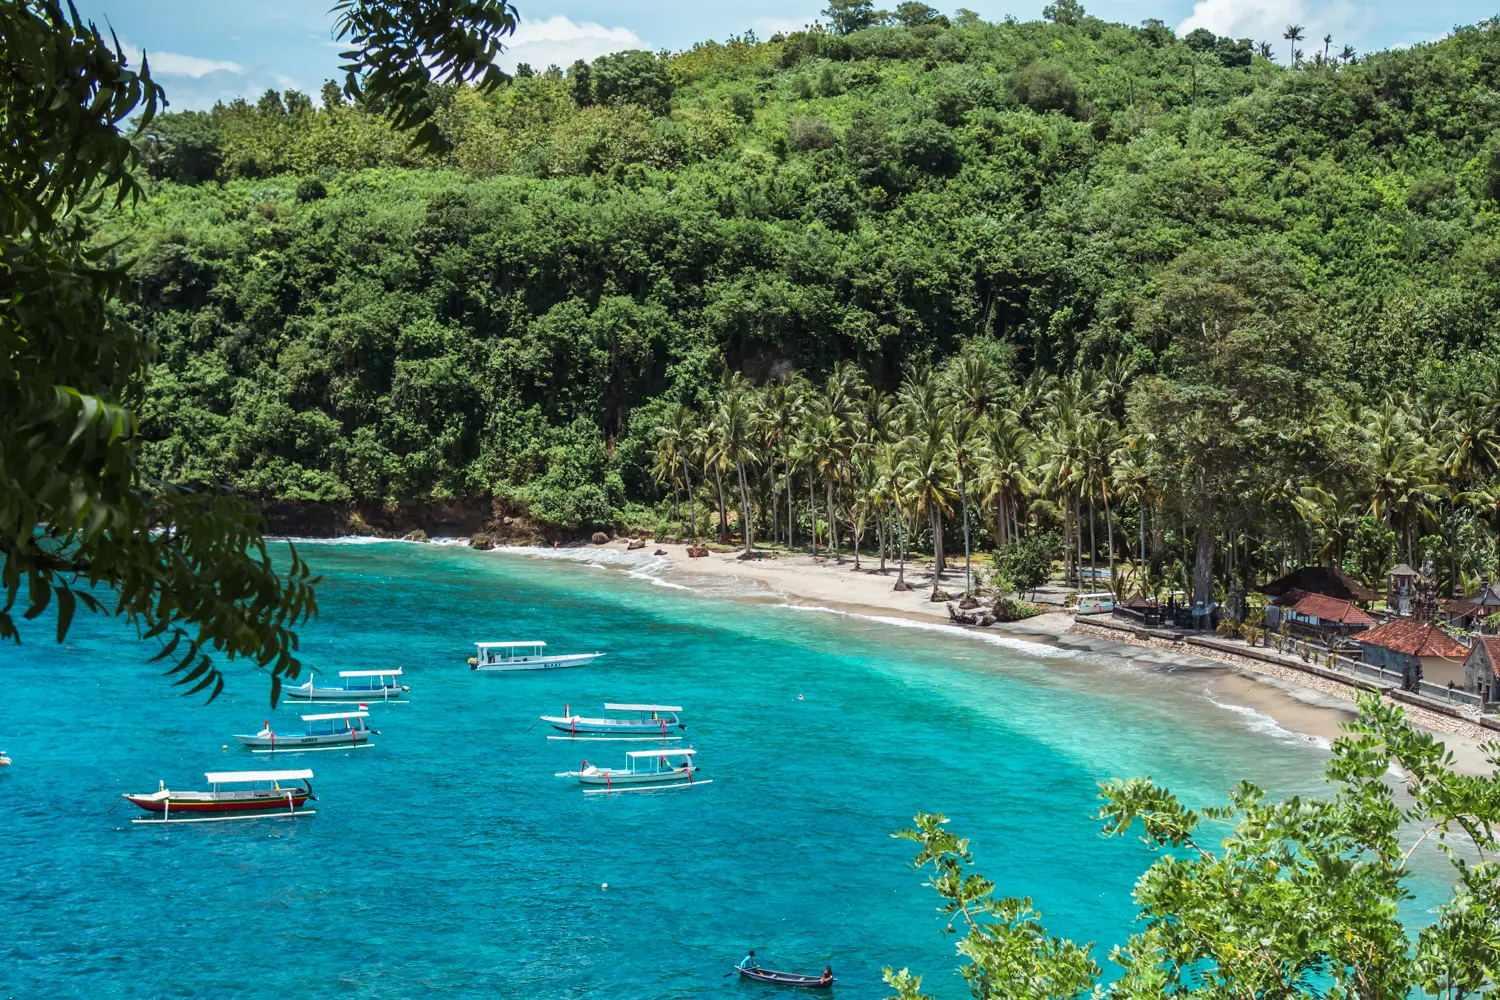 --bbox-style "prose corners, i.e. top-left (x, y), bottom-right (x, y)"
top-left (111, 6), bottom-right (1500, 598)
